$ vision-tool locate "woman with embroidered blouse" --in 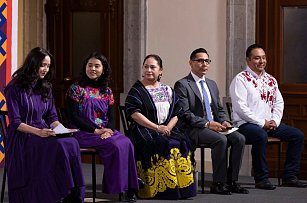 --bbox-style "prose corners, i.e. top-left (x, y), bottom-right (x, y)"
top-left (66, 52), bottom-right (138, 201)
top-left (125, 54), bottom-right (196, 199)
